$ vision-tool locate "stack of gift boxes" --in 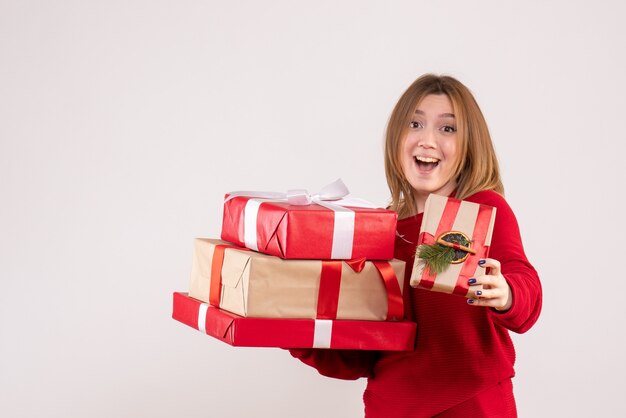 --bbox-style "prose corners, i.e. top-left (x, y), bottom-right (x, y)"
top-left (172, 181), bottom-right (417, 350)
